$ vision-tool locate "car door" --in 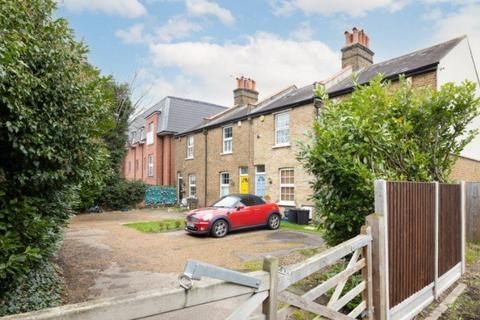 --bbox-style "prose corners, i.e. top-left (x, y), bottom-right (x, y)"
top-left (228, 197), bottom-right (256, 228)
